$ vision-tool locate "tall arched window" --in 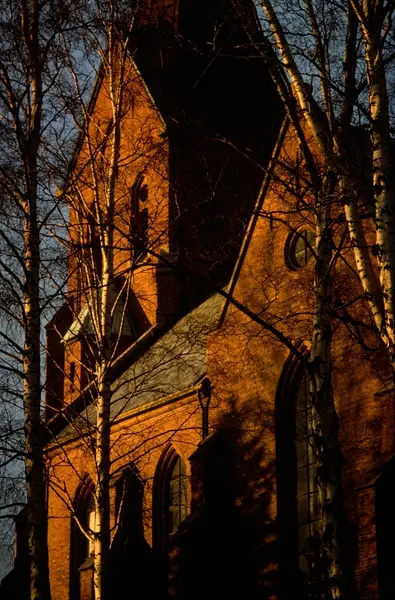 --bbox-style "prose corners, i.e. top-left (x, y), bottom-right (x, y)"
top-left (276, 354), bottom-right (319, 595)
top-left (115, 463), bottom-right (144, 543)
top-left (111, 464), bottom-right (154, 598)
top-left (130, 173), bottom-right (149, 262)
top-left (153, 446), bottom-right (189, 553)
top-left (168, 455), bottom-right (188, 535)
top-left (86, 211), bottom-right (102, 278)
top-left (295, 373), bottom-right (319, 574)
